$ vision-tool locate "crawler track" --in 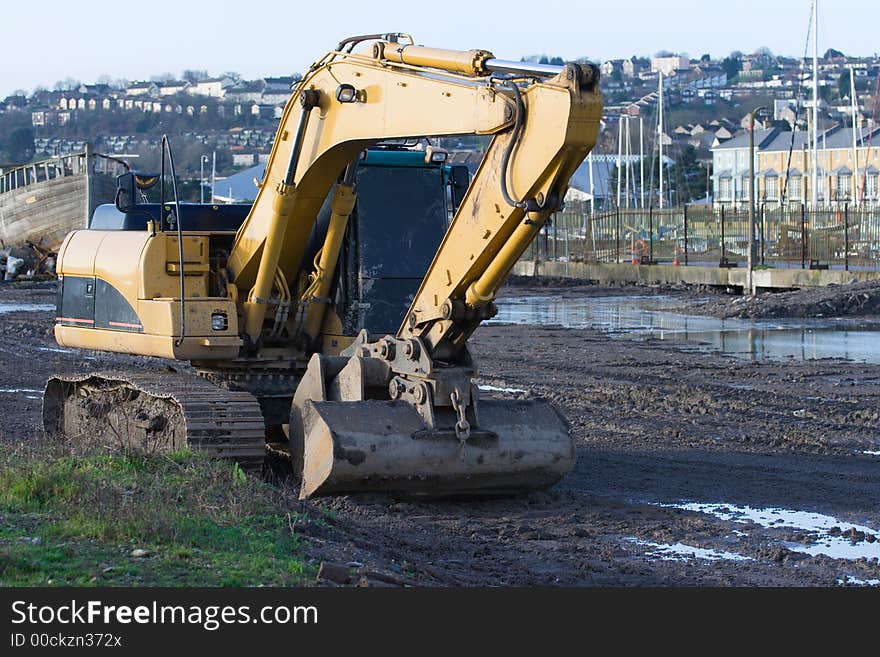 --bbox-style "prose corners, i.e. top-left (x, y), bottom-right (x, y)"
top-left (42, 370), bottom-right (266, 468)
